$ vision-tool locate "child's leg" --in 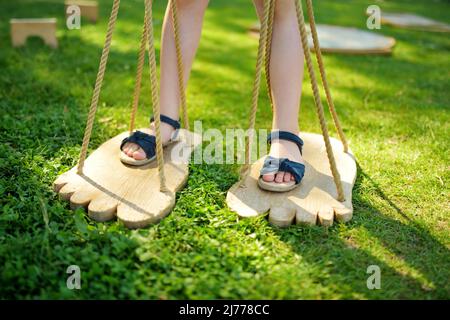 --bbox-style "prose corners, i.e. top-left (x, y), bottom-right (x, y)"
top-left (124, 0), bottom-right (209, 160)
top-left (253, 0), bottom-right (305, 183)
